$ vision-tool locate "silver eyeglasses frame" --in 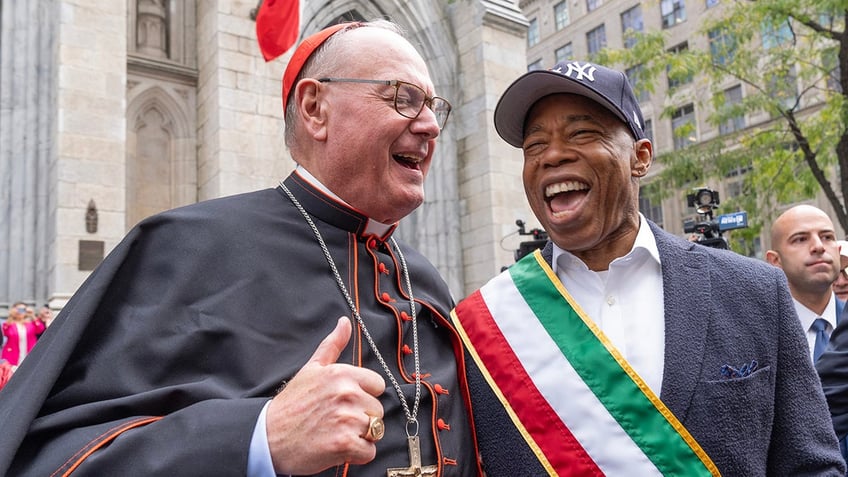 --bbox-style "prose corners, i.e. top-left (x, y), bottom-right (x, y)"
top-left (317, 78), bottom-right (451, 130)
